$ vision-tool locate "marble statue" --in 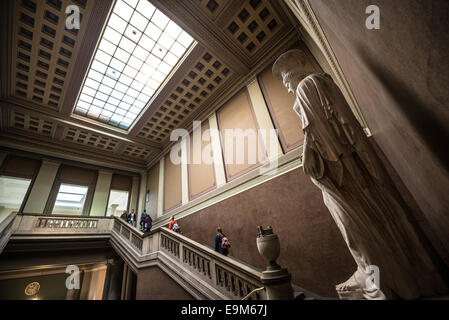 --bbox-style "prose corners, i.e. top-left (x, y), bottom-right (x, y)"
top-left (272, 49), bottom-right (448, 300)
